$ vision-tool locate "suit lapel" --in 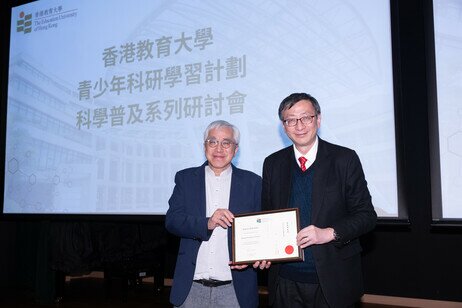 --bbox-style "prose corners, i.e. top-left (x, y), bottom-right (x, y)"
top-left (229, 165), bottom-right (240, 214)
top-left (312, 139), bottom-right (331, 223)
top-left (195, 163), bottom-right (207, 218)
top-left (228, 165), bottom-right (240, 260)
top-left (280, 147), bottom-right (294, 209)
